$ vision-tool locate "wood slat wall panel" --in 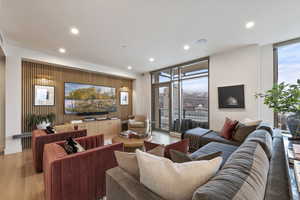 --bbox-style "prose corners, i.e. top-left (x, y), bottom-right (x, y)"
top-left (22, 61), bottom-right (133, 132)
